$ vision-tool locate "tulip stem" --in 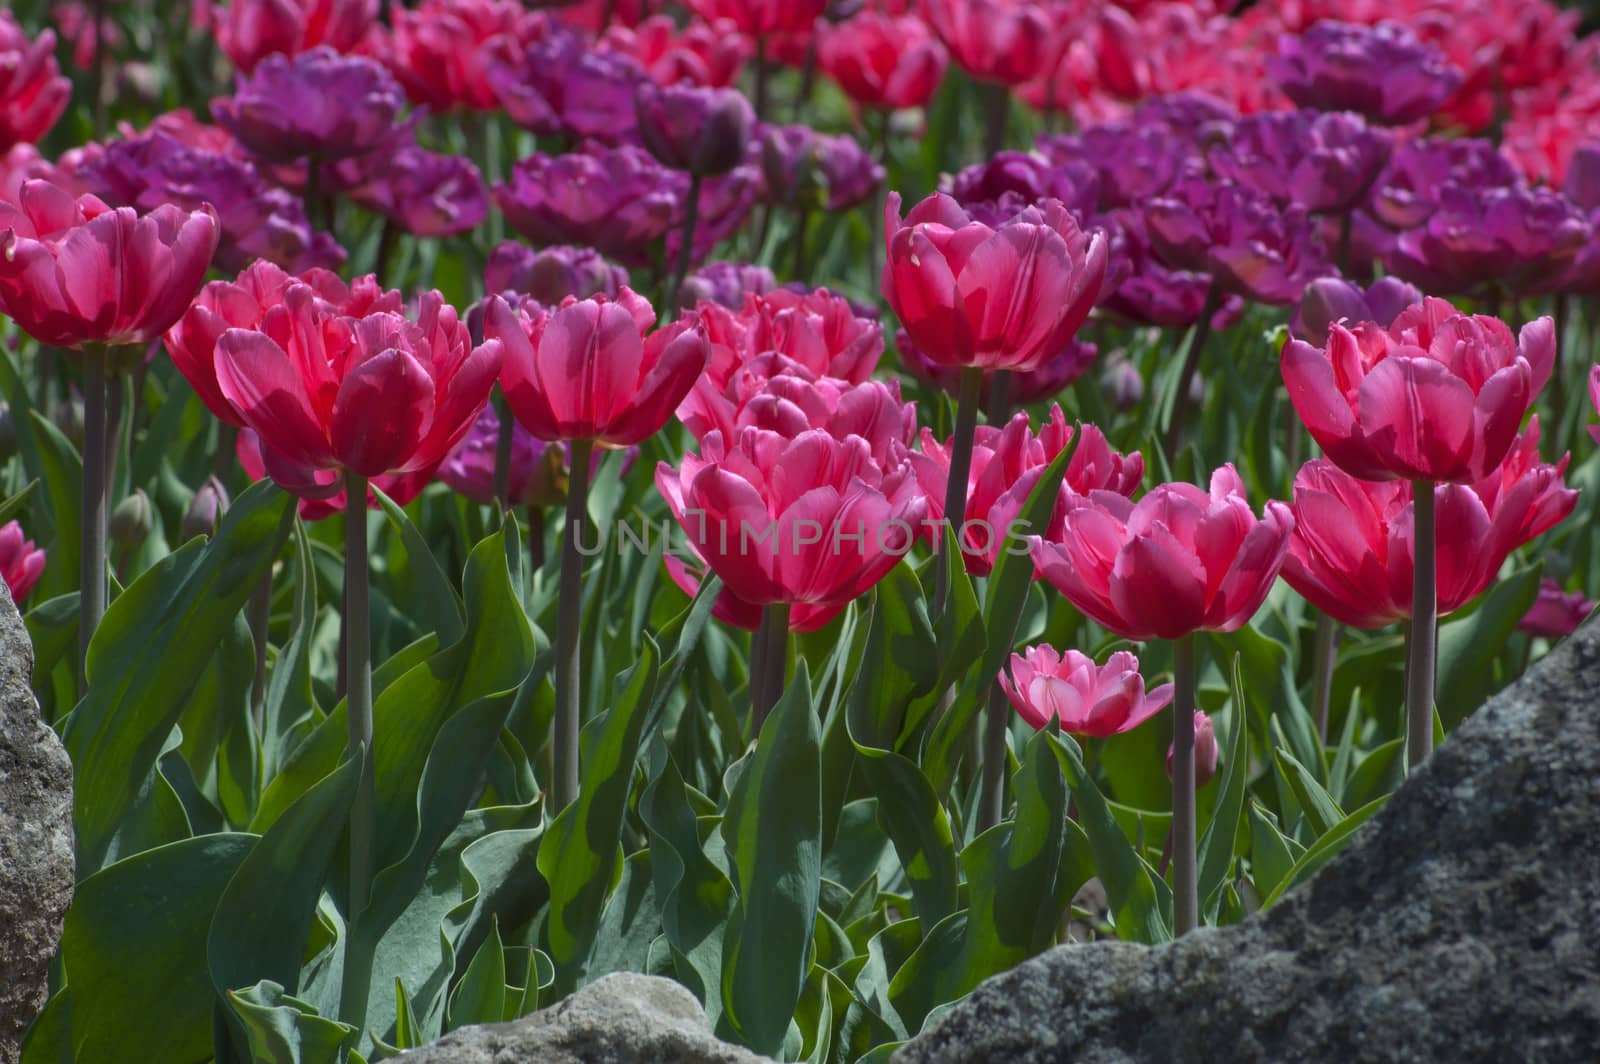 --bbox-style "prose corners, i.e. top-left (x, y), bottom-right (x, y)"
top-left (665, 174), bottom-right (702, 316)
top-left (372, 220), bottom-right (400, 286)
top-left (526, 505), bottom-right (546, 572)
top-left (343, 471), bottom-right (375, 926)
top-left (1336, 212), bottom-right (1353, 276)
top-left (983, 82), bottom-right (1010, 158)
top-left (753, 36), bottom-right (770, 122)
top-left (749, 613), bottom-right (769, 731)
top-left (553, 437), bottom-right (594, 811)
top-left (752, 602), bottom-right (791, 734)
top-left (91, 0), bottom-right (108, 135)
top-left (1163, 285), bottom-right (1218, 459)
top-left (1312, 612), bottom-right (1340, 742)
top-left (1406, 480), bottom-right (1437, 769)
top-left (986, 370), bottom-right (1012, 423)
top-left (1551, 292), bottom-right (1569, 423)
top-left (78, 353), bottom-right (108, 692)
top-left (792, 208), bottom-right (810, 280)
top-left (492, 391), bottom-right (515, 514)
top-left (1172, 632), bottom-right (1199, 936)
top-left (304, 154), bottom-right (321, 231)
top-left (249, 574), bottom-right (271, 739)
top-left (977, 681), bottom-right (1010, 833)
top-left (935, 366), bottom-right (985, 619)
